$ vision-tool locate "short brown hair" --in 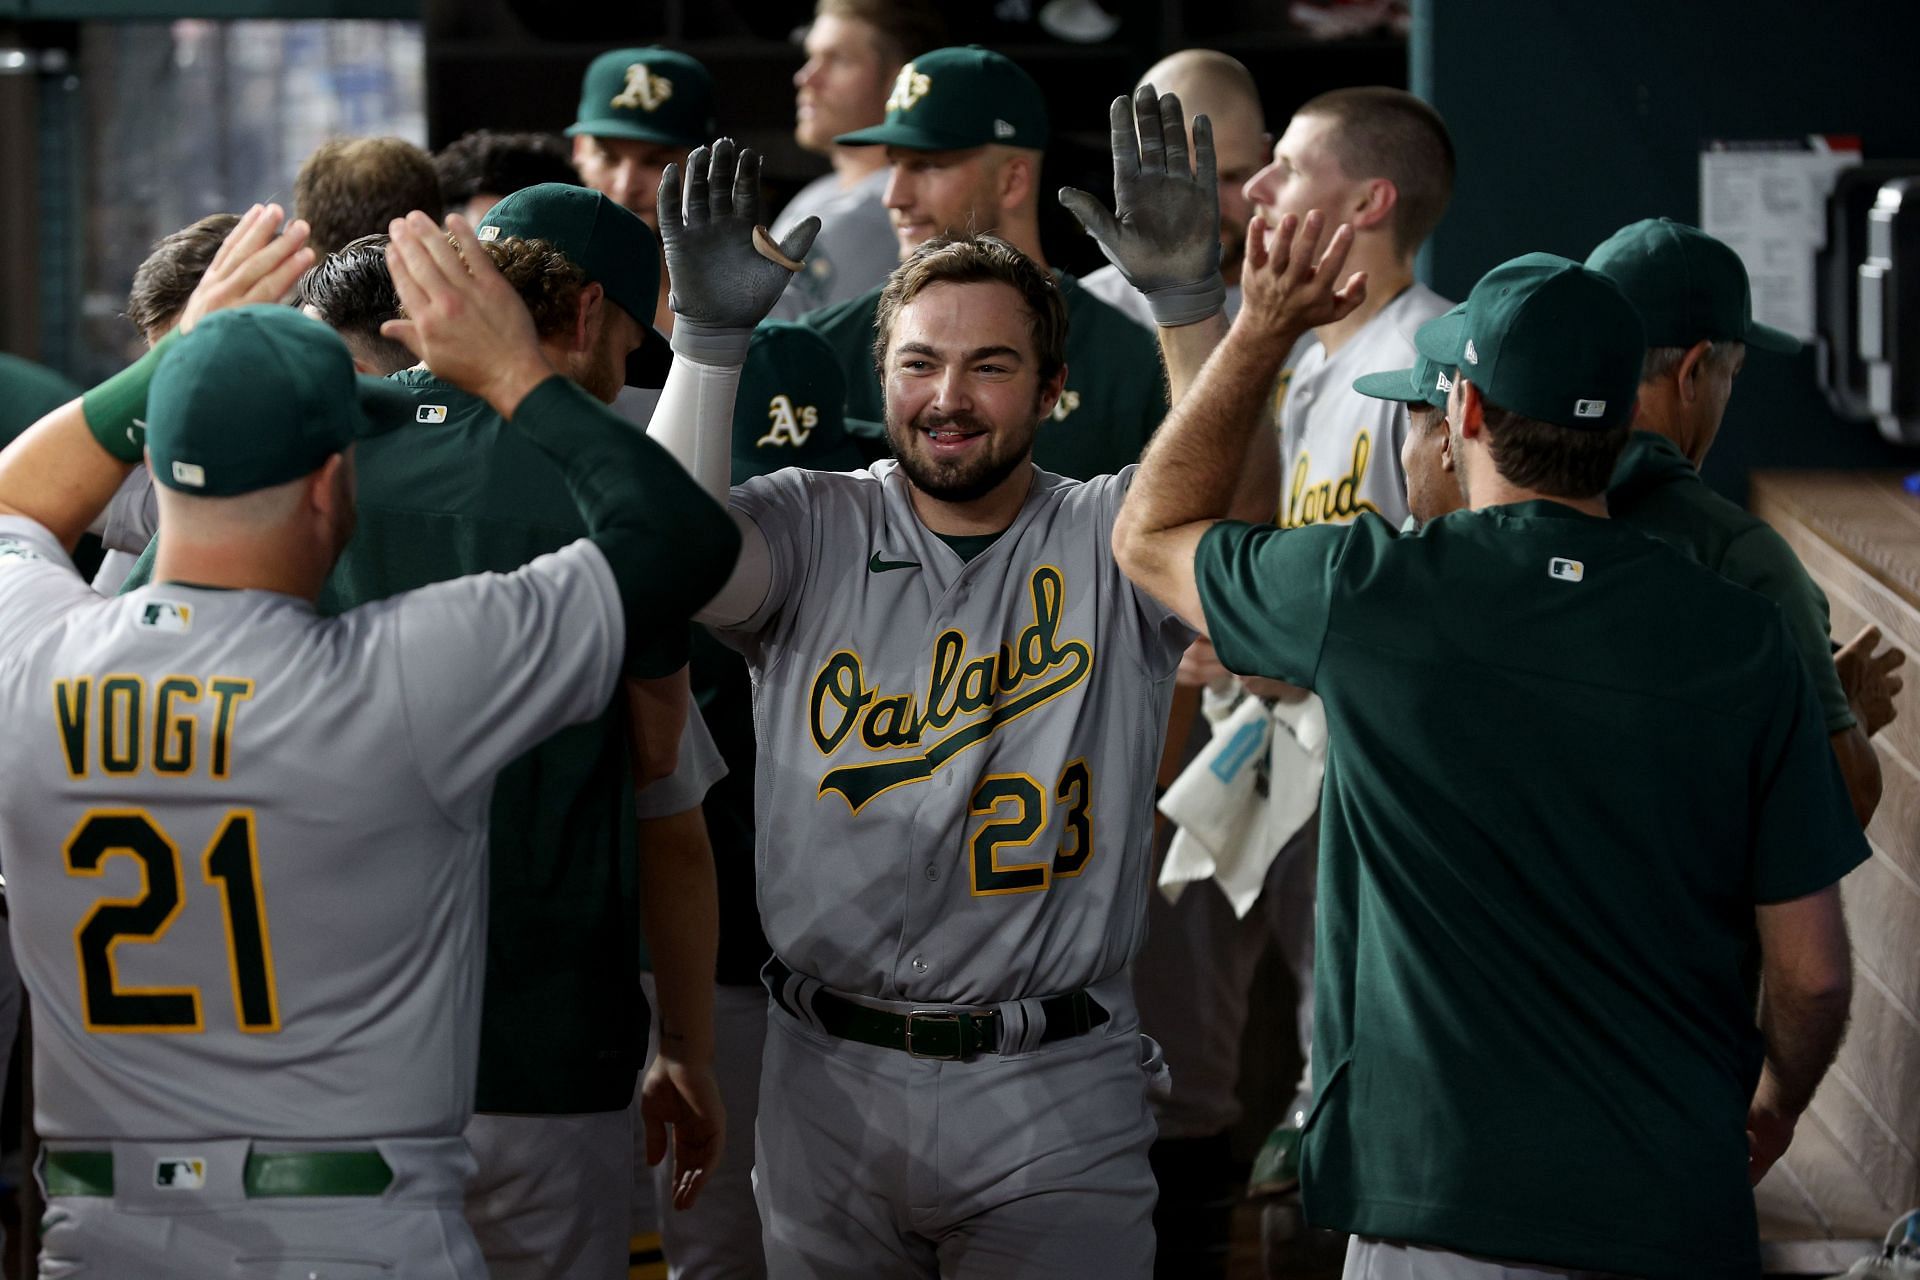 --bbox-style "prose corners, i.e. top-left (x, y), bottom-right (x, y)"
top-left (481, 237), bottom-right (586, 340)
top-left (1296, 87), bottom-right (1454, 257)
top-left (434, 130), bottom-right (579, 210)
top-left (873, 234), bottom-right (1067, 385)
top-left (294, 137), bottom-right (445, 258)
top-left (1479, 400), bottom-right (1628, 499)
top-left (813, 0), bottom-right (947, 66)
top-left (125, 213), bottom-right (240, 339)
